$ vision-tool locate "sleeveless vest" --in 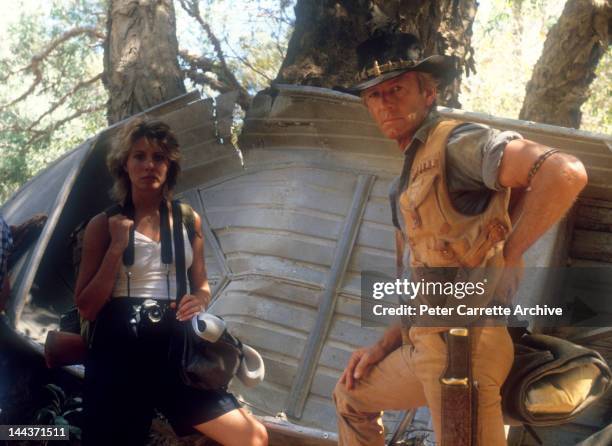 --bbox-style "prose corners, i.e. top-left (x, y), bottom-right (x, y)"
top-left (398, 120), bottom-right (513, 336)
top-left (399, 120), bottom-right (512, 270)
